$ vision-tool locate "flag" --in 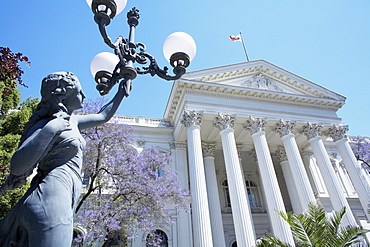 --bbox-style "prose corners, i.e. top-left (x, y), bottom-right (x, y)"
top-left (229, 34), bottom-right (242, 42)
top-left (229, 33), bottom-right (250, 62)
